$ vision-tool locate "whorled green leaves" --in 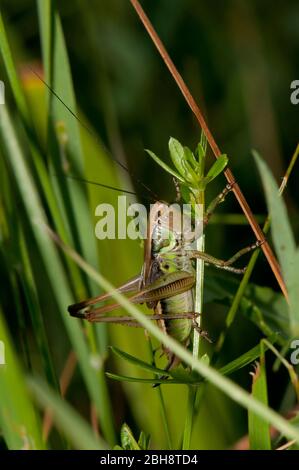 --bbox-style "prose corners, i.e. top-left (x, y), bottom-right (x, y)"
top-left (146, 136), bottom-right (228, 192)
